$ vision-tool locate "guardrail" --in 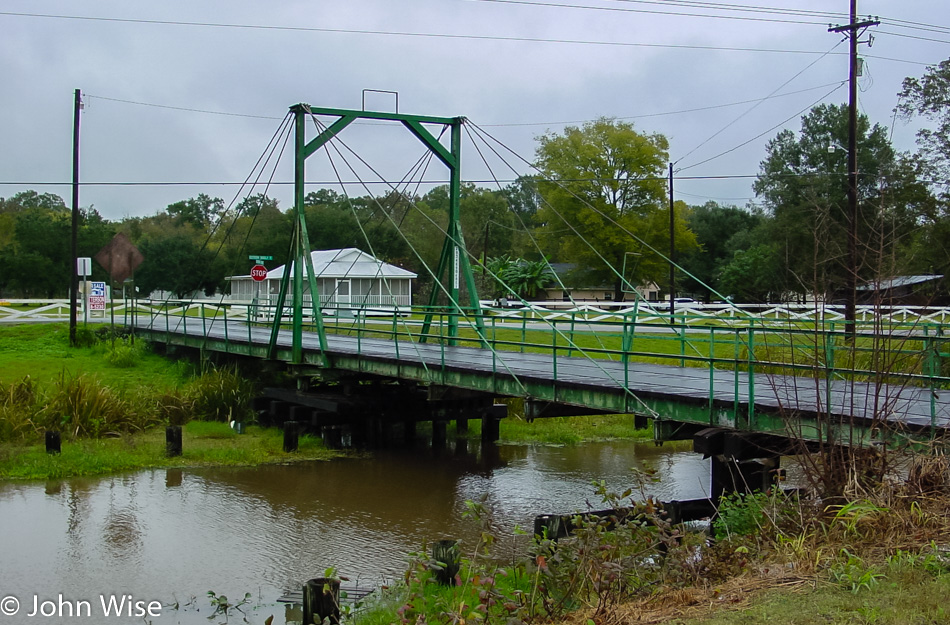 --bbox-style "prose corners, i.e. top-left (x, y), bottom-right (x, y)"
top-left (127, 298), bottom-right (950, 431)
